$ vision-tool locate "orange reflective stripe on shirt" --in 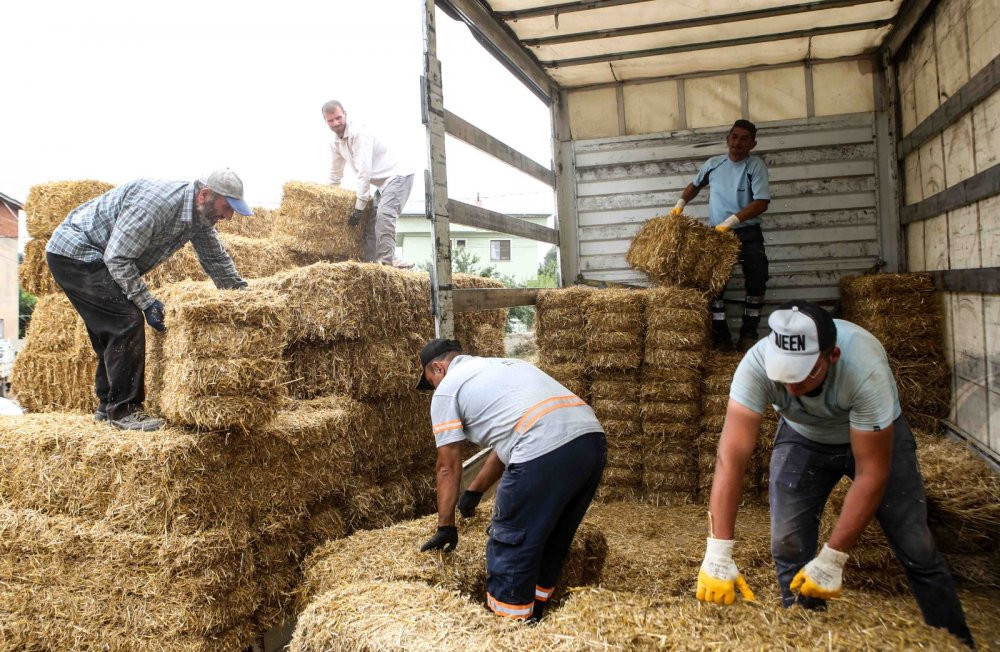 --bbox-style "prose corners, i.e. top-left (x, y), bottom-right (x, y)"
top-left (432, 419), bottom-right (463, 435)
top-left (514, 395), bottom-right (586, 435)
top-left (487, 592), bottom-right (533, 620)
